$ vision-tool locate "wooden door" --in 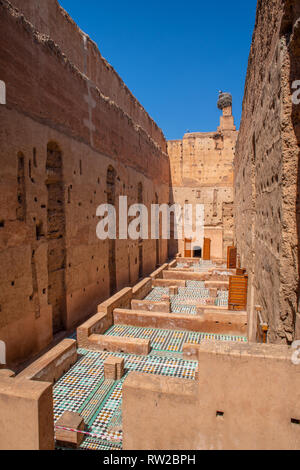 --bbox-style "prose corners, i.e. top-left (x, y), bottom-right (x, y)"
top-left (228, 275), bottom-right (248, 311)
top-left (227, 246), bottom-right (237, 269)
top-left (184, 238), bottom-right (192, 258)
top-left (203, 238), bottom-right (211, 261)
